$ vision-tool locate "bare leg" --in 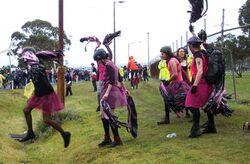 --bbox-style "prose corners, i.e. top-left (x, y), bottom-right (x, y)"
top-left (23, 105), bottom-right (34, 132)
top-left (43, 113), bottom-right (71, 148)
top-left (19, 105), bottom-right (35, 142)
top-left (43, 113), bottom-right (64, 135)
